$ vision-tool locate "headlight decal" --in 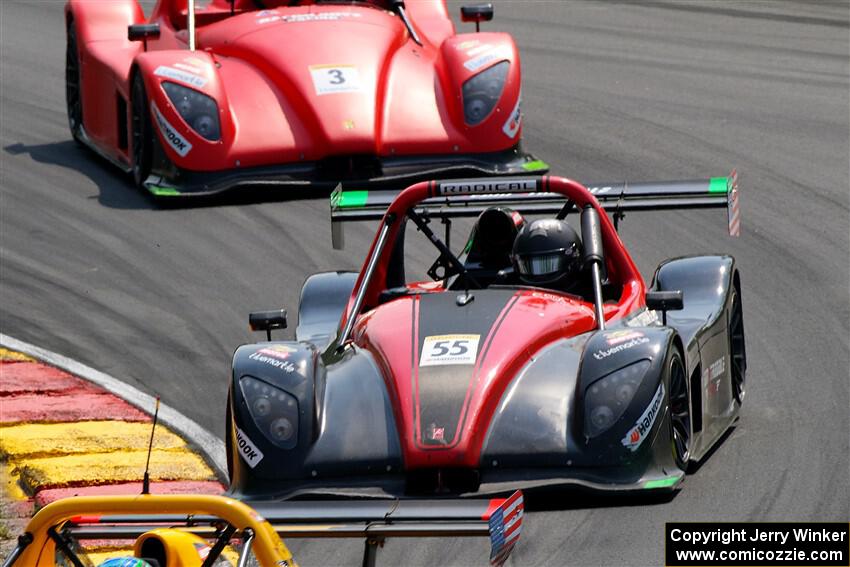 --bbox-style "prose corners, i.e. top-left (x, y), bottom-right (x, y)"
top-left (621, 382), bottom-right (664, 452)
top-left (234, 424), bottom-right (265, 468)
top-left (161, 81), bottom-right (221, 141)
top-left (584, 360), bottom-right (651, 438)
top-left (239, 376), bottom-right (300, 450)
top-left (462, 61), bottom-right (509, 126)
top-left (151, 101), bottom-right (193, 157)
